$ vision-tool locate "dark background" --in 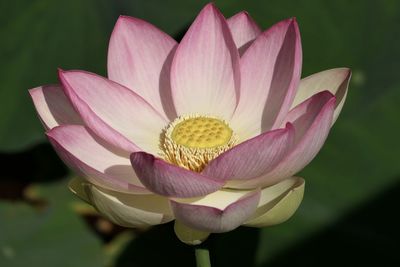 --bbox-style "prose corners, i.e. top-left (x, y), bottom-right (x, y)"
top-left (1, 0), bottom-right (399, 266)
